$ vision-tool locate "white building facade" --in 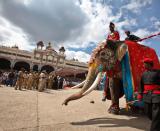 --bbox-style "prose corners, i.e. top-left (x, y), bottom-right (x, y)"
top-left (0, 41), bottom-right (88, 73)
